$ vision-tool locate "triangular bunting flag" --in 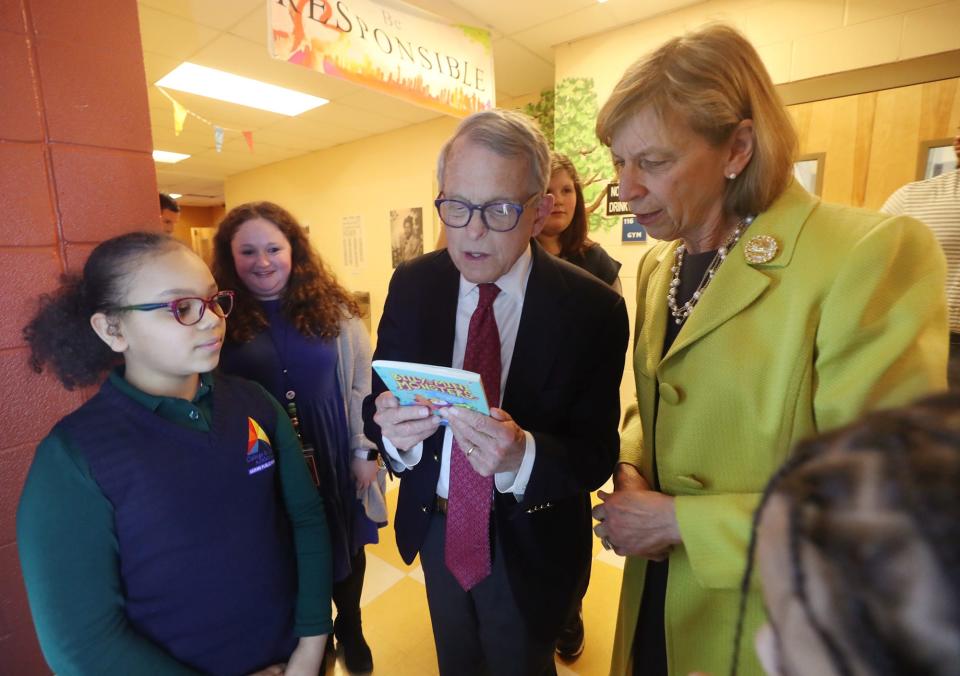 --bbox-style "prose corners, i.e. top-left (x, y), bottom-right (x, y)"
top-left (172, 99), bottom-right (188, 136)
top-left (242, 130), bottom-right (254, 153)
top-left (214, 126), bottom-right (224, 153)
